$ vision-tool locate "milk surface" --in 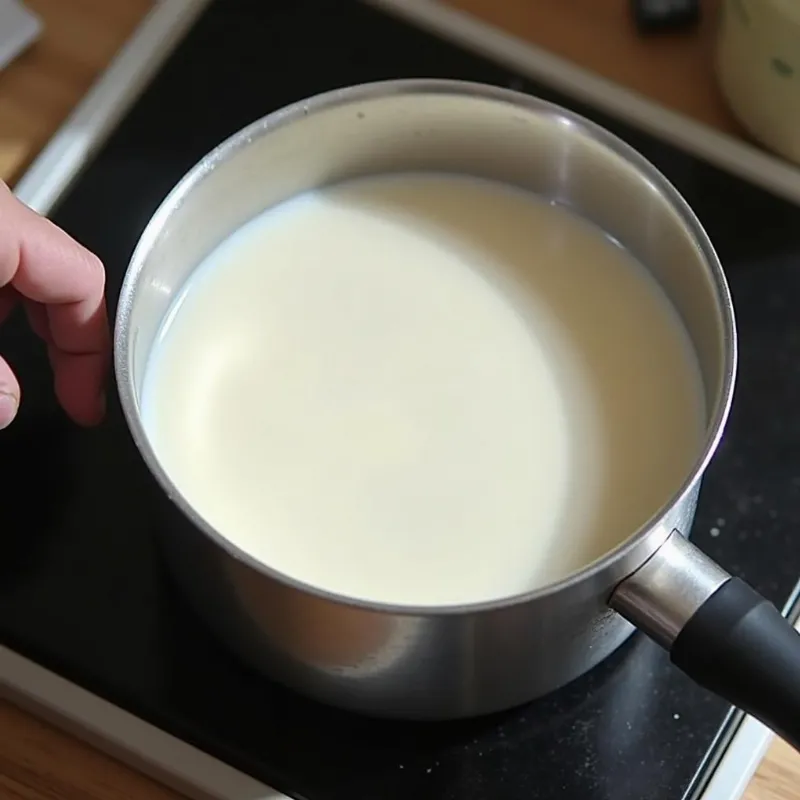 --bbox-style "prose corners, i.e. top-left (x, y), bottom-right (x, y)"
top-left (141, 173), bottom-right (705, 606)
